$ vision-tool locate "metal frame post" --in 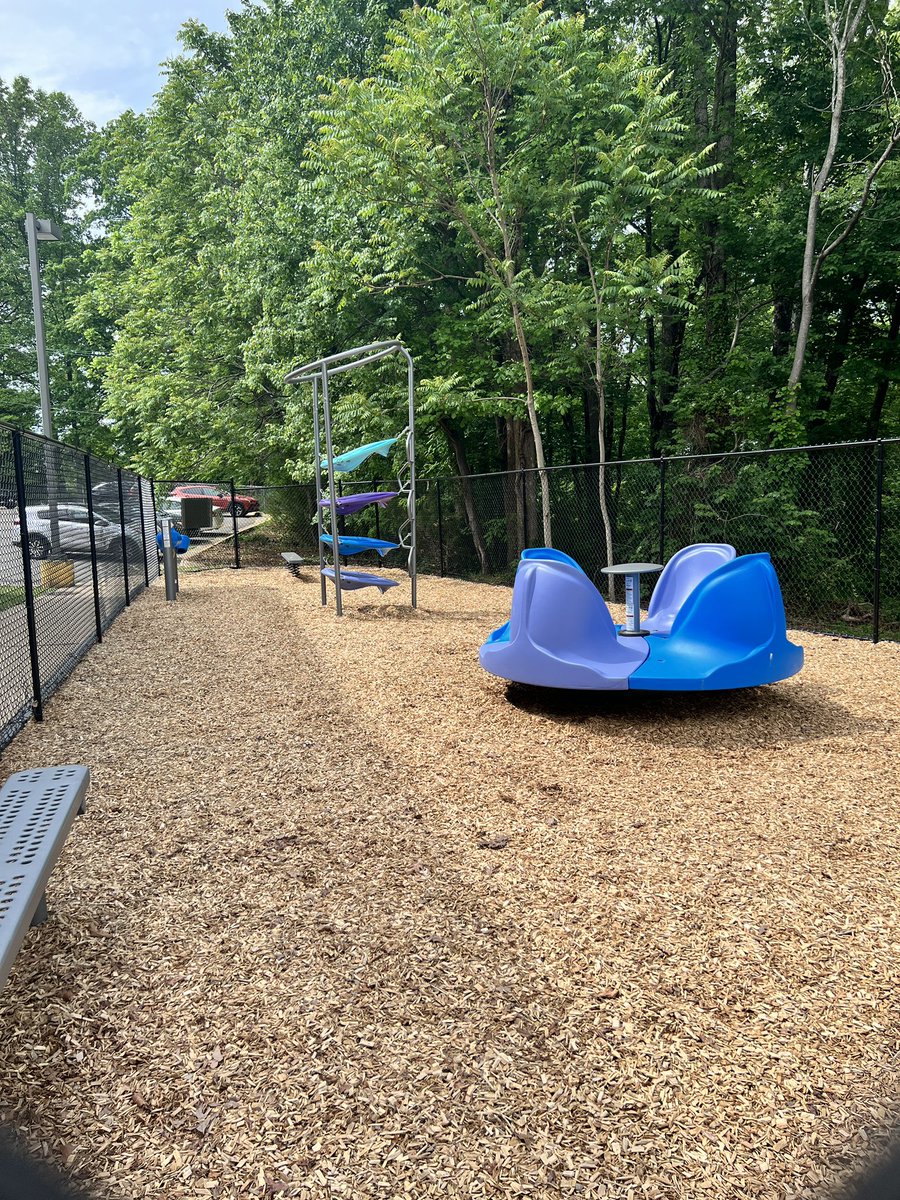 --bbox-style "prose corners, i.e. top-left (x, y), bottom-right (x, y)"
top-left (83, 455), bottom-right (103, 642)
top-left (658, 455), bottom-right (666, 565)
top-left (310, 377), bottom-right (328, 606)
top-left (12, 431), bottom-right (43, 722)
top-left (116, 467), bottom-right (131, 605)
top-left (873, 439), bottom-right (885, 644)
top-left (436, 478), bottom-right (446, 577)
top-left (401, 347), bottom-right (417, 608)
top-left (230, 480), bottom-right (241, 569)
top-left (161, 520), bottom-right (178, 602)
top-left (136, 472), bottom-right (150, 588)
top-left (321, 365), bottom-right (343, 615)
top-left (284, 339), bottom-right (417, 612)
